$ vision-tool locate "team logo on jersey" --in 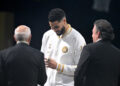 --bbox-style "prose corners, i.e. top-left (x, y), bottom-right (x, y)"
top-left (62, 46), bottom-right (68, 53)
